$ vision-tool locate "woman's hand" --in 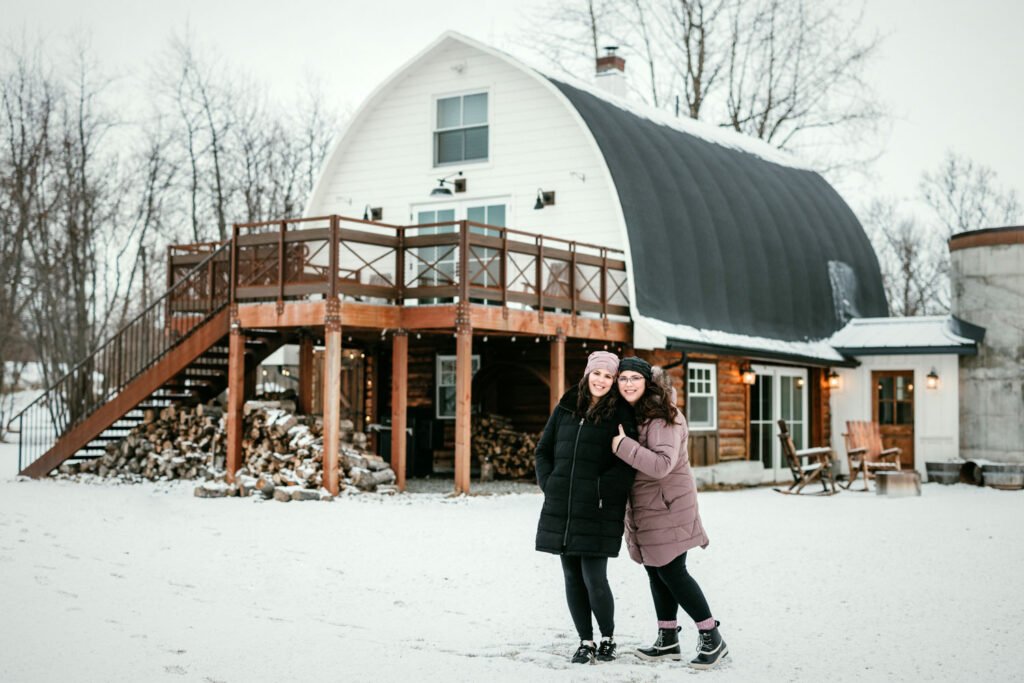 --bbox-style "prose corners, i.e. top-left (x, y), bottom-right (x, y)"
top-left (612, 424), bottom-right (627, 453)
